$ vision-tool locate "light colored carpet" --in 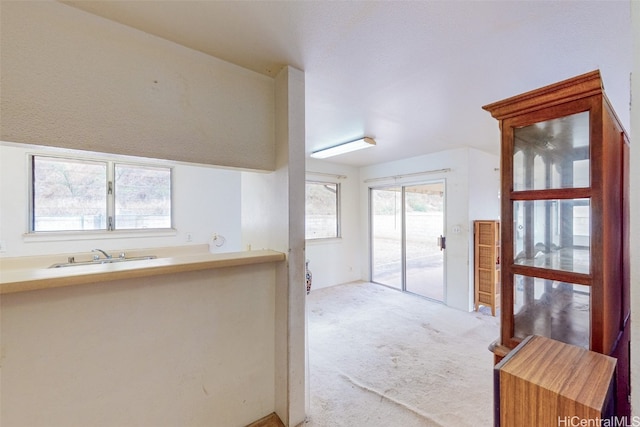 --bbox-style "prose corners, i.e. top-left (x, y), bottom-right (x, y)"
top-left (305, 281), bottom-right (500, 427)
